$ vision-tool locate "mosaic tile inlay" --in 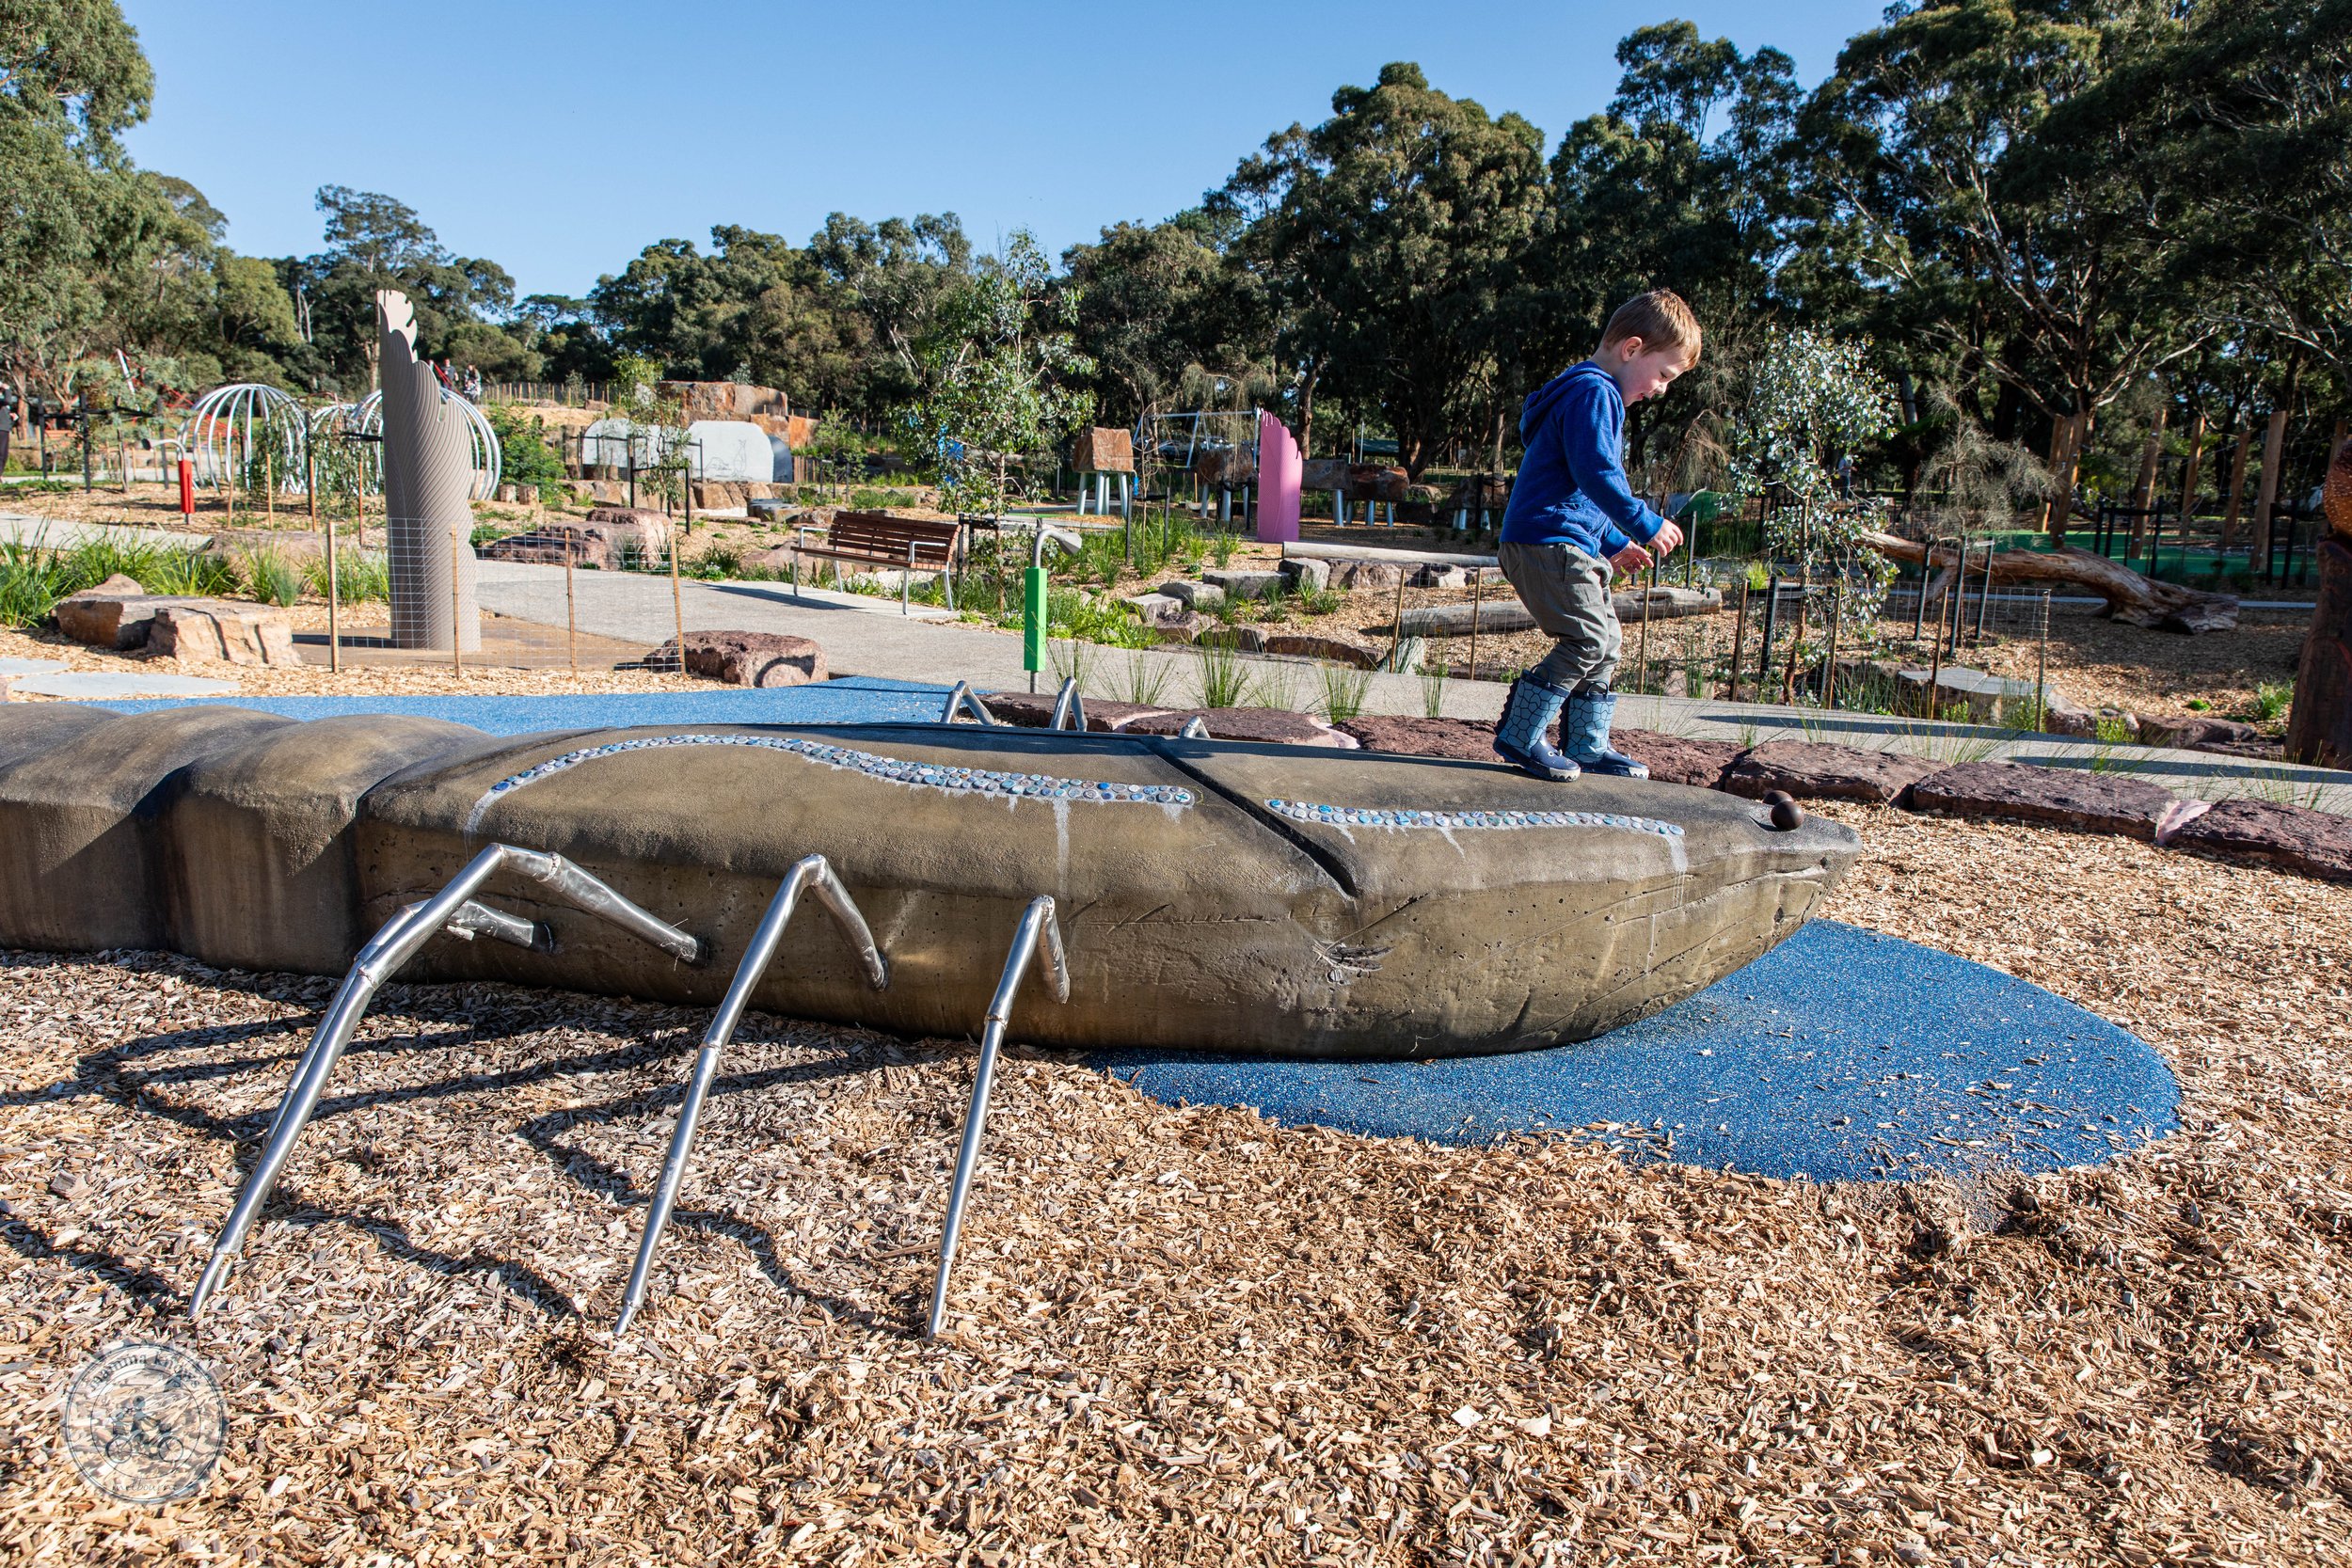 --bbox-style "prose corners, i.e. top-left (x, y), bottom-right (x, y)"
top-left (1264, 798), bottom-right (1684, 839)
top-left (468, 732), bottom-right (1193, 828)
